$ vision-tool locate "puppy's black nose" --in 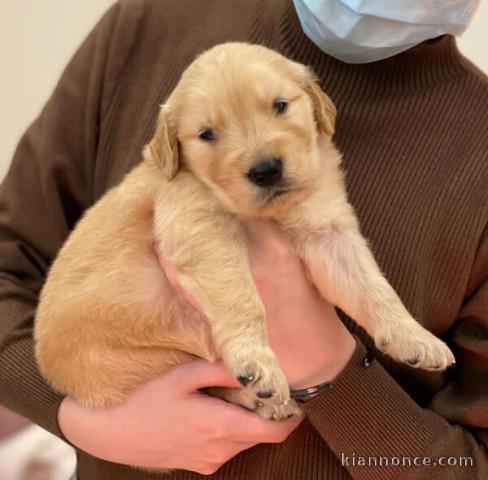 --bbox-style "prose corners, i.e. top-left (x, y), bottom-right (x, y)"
top-left (247, 158), bottom-right (283, 188)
